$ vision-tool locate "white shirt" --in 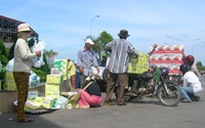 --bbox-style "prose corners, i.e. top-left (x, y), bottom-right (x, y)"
top-left (14, 38), bottom-right (36, 73)
top-left (182, 71), bottom-right (203, 95)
